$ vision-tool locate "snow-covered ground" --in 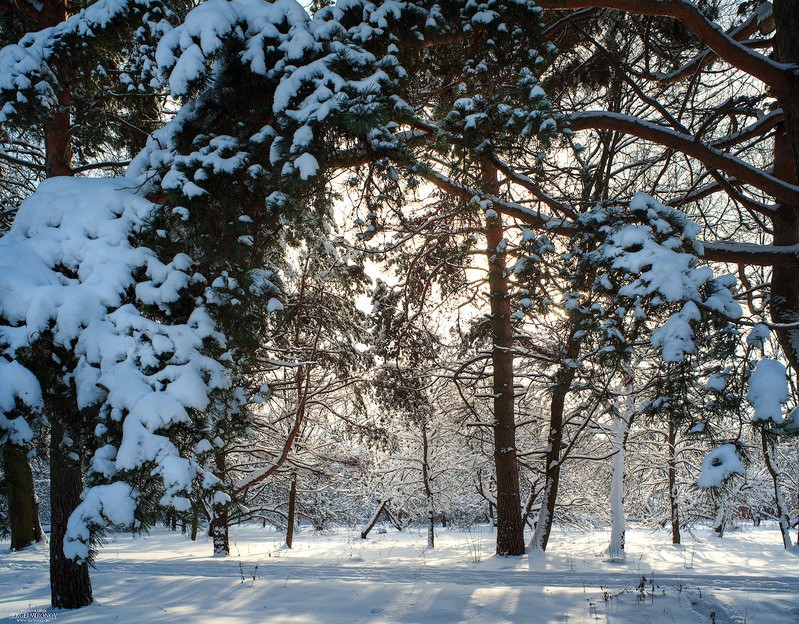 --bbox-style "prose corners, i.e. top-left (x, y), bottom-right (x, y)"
top-left (1, 524), bottom-right (798, 623)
